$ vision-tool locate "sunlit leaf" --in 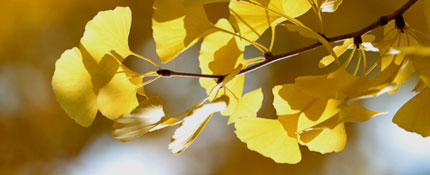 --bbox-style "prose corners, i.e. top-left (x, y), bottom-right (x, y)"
top-left (338, 102), bottom-right (384, 123)
top-left (392, 46), bottom-right (430, 86)
top-left (294, 68), bottom-right (367, 100)
top-left (199, 19), bottom-right (245, 116)
top-left (113, 96), bottom-right (165, 142)
top-left (52, 48), bottom-right (97, 127)
top-left (153, 0), bottom-right (213, 63)
top-left (229, 1), bottom-right (282, 42)
top-left (235, 117), bottom-right (301, 164)
top-left (389, 60), bottom-right (414, 93)
top-left (299, 123), bottom-right (346, 154)
top-left (97, 69), bottom-right (139, 120)
top-left (53, 7), bottom-right (140, 126)
top-left (393, 88), bottom-right (430, 137)
top-left (314, 101), bottom-right (385, 129)
top-left (253, 0), bottom-right (311, 18)
top-left (273, 84), bottom-right (342, 131)
top-left (273, 84), bottom-right (323, 115)
top-left (80, 6), bottom-right (132, 61)
top-left (229, 0), bottom-right (310, 42)
top-left (413, 56), bottom-right (430, 86)
top-left (229, 88), bottom-right (263, 124)
top-left (118, 64), bottom-right (145, 96)
top-left (79, 7), bottom-right (132, 89)
top-left (169, 96), bottom-right (228, 154)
